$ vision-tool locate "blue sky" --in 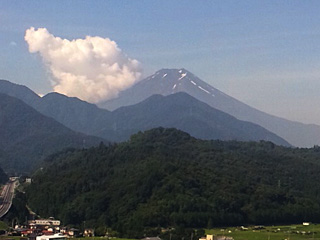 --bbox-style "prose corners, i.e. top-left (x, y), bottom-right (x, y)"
top-left (1, 1), bottom-right (320, 124)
